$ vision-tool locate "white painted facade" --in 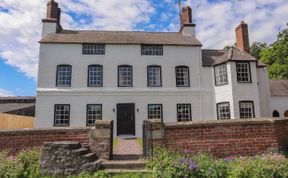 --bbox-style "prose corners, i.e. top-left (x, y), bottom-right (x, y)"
top-left (36, 5), bottom-right (288, 137)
